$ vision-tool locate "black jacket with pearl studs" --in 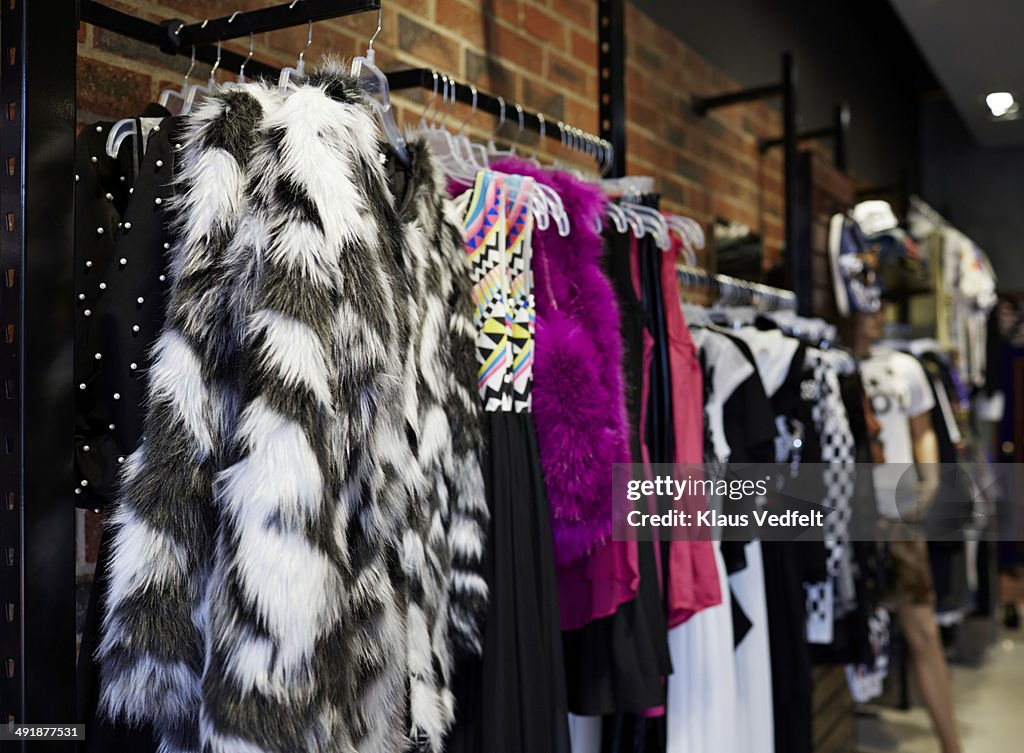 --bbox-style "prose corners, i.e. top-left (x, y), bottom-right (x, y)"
top-left (74, 108), bottom-right (180, 512)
